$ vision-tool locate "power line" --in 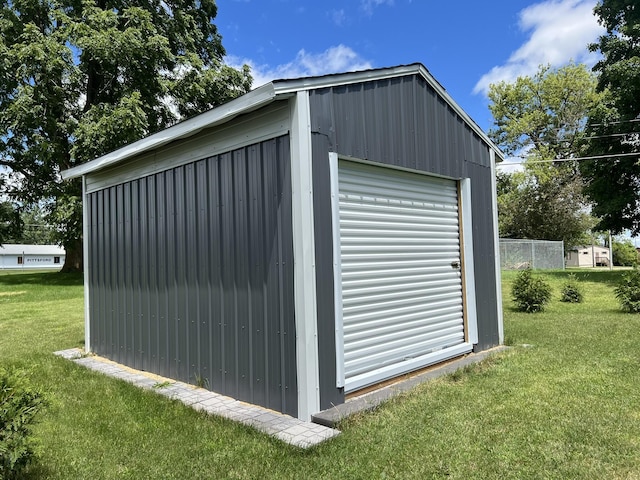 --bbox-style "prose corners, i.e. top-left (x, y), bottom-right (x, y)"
top-left (497, 151), bottom-right (640, 166)
top-left (589, 118), bottom-right (640, 127)
top-left (584, 132), bottom-right (640, 140)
